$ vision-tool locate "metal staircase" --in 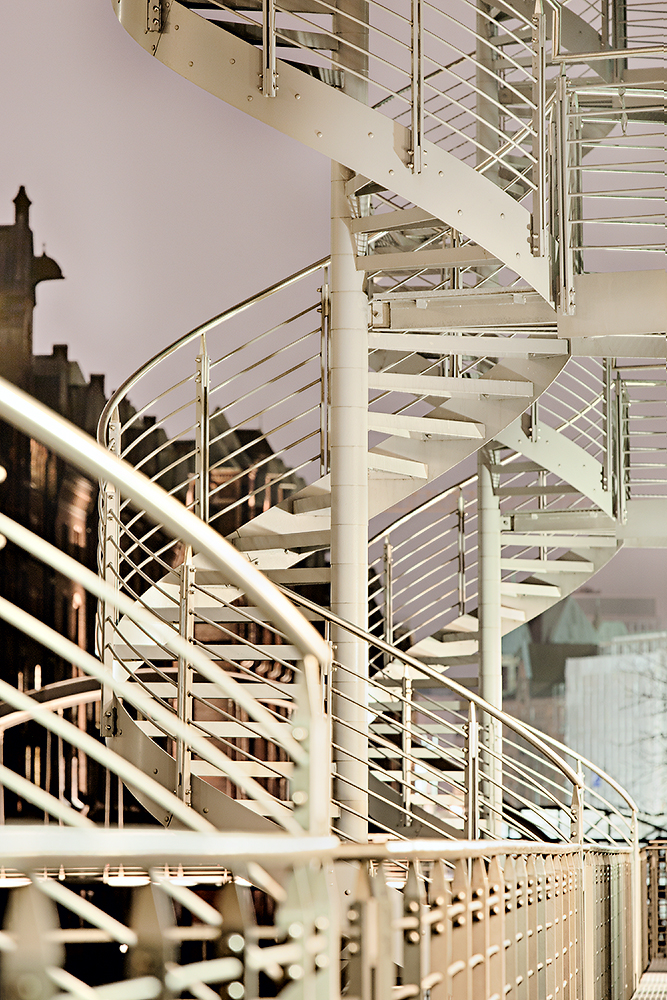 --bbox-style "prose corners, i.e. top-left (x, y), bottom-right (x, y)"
top-left (0, 0), bottom-right (662, 994)
top-left (94, 0), bottom-right (665, 847)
